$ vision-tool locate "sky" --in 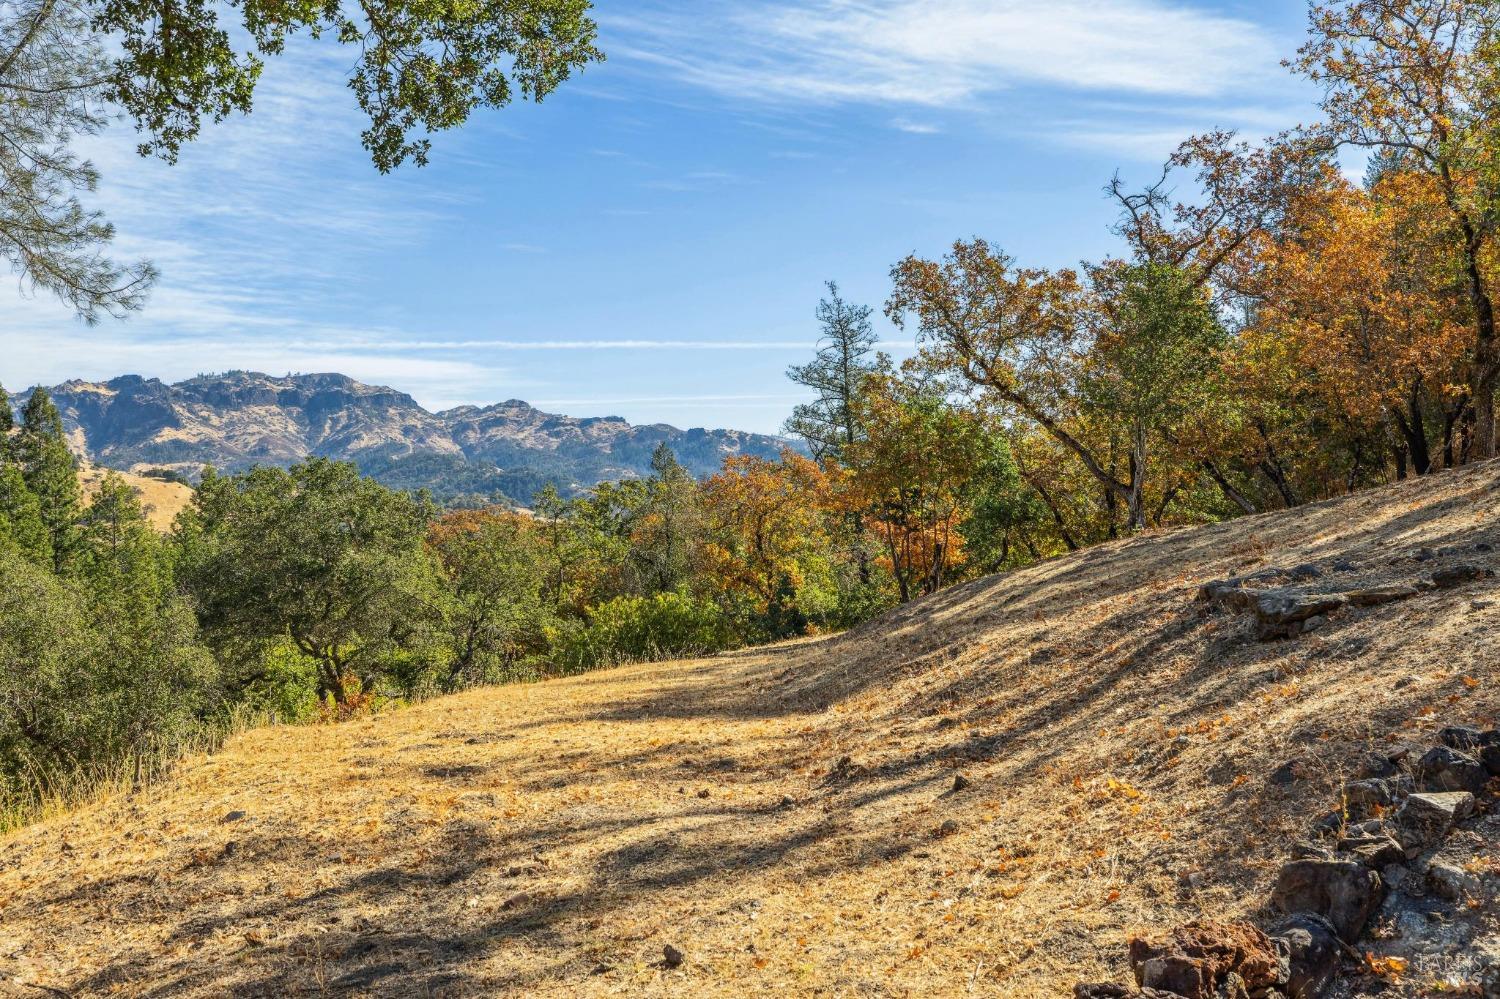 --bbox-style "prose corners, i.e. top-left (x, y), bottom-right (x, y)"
top-left (4, 0), bottom-right (1322, 435)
